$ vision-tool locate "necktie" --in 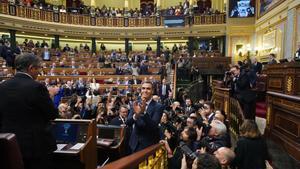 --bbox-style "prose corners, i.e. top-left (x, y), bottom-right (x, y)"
top-left (162, 85), bottom-right (166, 96)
